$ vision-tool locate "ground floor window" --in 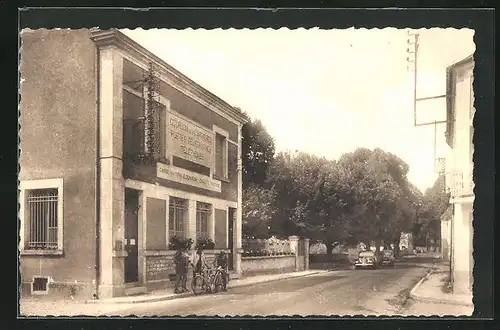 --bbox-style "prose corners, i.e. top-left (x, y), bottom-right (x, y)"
top-left (25, 188), bottom-right (59, 250)
top-left (20, 178), bottom-right (64, 254)
top-left (196, 202), bottom-right (212, 239)
top-left (168, 197), bottom-right (187, 238)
